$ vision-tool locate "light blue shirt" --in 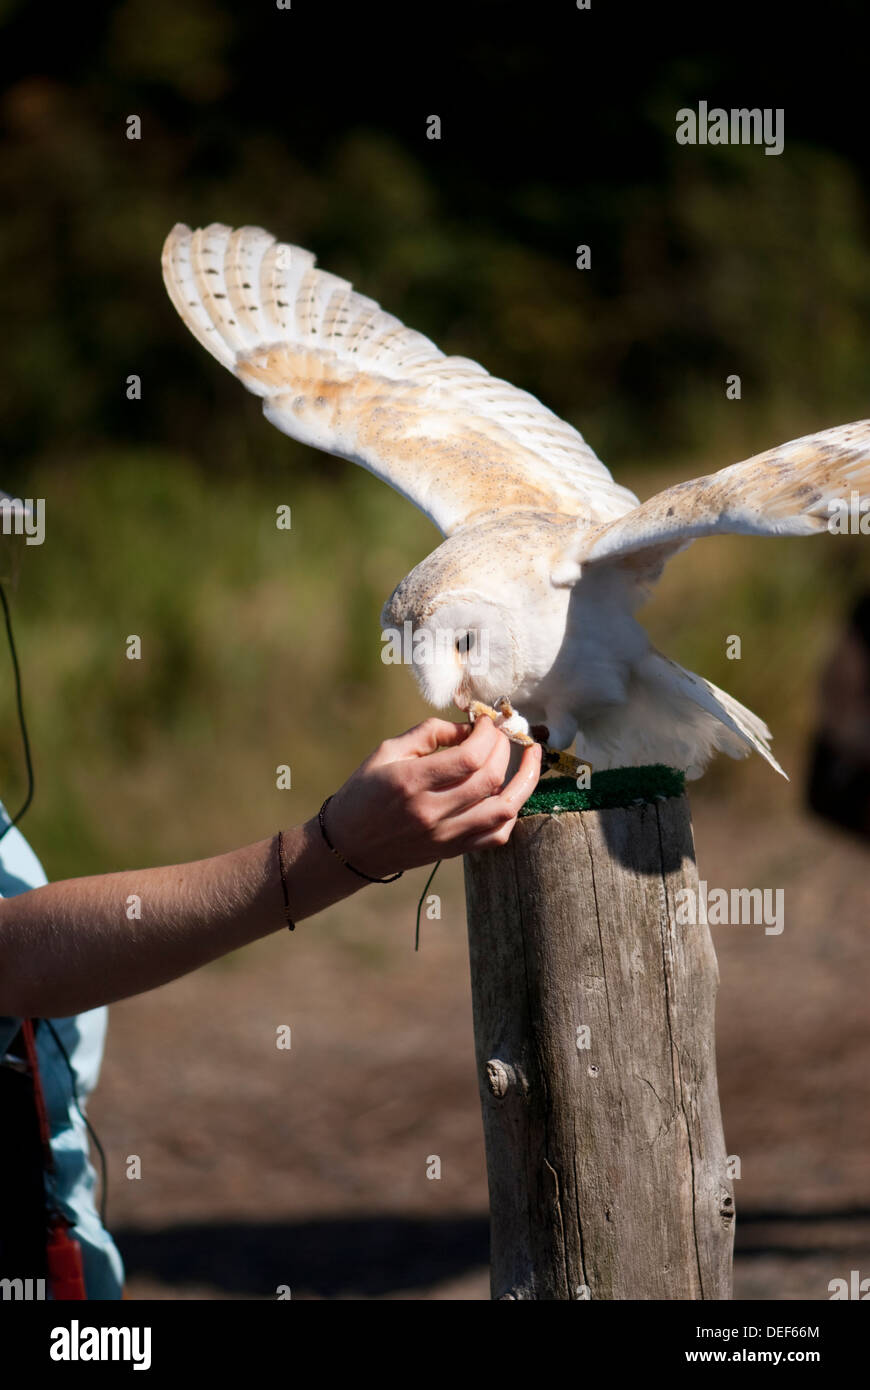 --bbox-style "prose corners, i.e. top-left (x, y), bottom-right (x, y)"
top-left (0, 803), bottom-right (124, 1298)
